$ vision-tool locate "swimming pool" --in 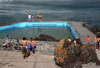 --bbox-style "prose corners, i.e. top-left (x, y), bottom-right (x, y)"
top-left (0, 22), bottom-right (78, 40)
